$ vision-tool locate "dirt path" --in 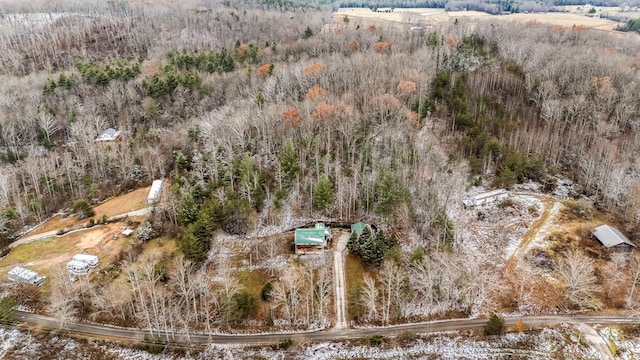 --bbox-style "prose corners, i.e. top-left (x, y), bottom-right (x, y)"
top-left (571, 323), bottom-right (615, 360)
top-left (10, 207), bottom-right (152, 249)
top-left (333, 232), bottom-right (349, 329)
top-left (505, 194), bottom-right (561, 272)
